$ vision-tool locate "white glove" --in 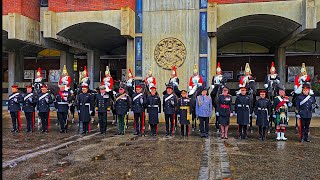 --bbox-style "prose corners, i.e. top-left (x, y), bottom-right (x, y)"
top-left (78, 110), bottom-right (80, 113)
top-left (216, 112), bottom-right (219, 116)
top-left (29, 98), bottom-right (33, 102)
top-left (230, 113), bottom-right (233, 117)
top-left (255, 115), bottom-right (257, 118)
top-left (106, 83), bottom-right (110, 86)
top-left (140, 98), bottom-right (144, 105)
top-left (90, 111), bottom-right (93, 114)
top-left (63, 97), bottom-right (68, 101)
top-left (14, 98), bottom-right (18, 102)
top-left (170, 100), bottom-right (174, 106)
top-left (56, 109), bottom-right (59, 112)
top-left (8, 110), bottom-right (10, 113)
top-left (234, 113), bottom-right (237, 116)
top-left (45, 98), bottom-right (49, 103)
top-left (127, 112), bottom-right (129, 115)
top-left (272, 115), bottom-right (276, 118)
top-left (177, 114), bottom-right (180, 118)
top-left (296, 114), bottom-right (301, 119)
top-left (288, 102), bottom-right (293, 107)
